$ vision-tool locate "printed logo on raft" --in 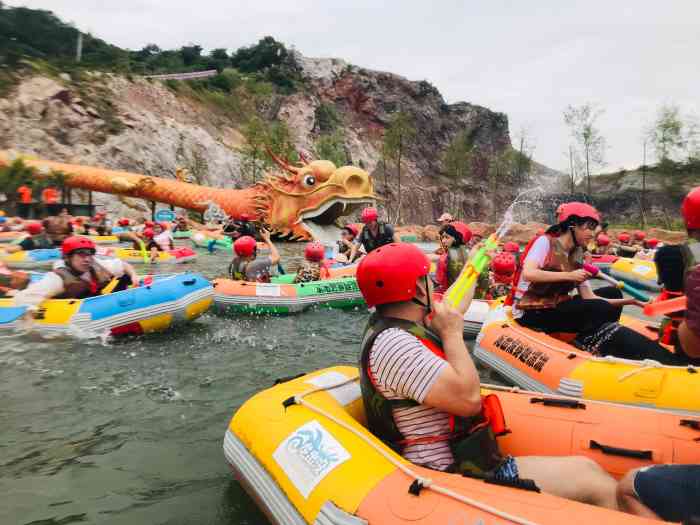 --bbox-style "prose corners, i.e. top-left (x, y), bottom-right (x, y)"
top-left (273, 420), bottom-right (351, 498)
top-left (493, 334), bottom-right (550, 372)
